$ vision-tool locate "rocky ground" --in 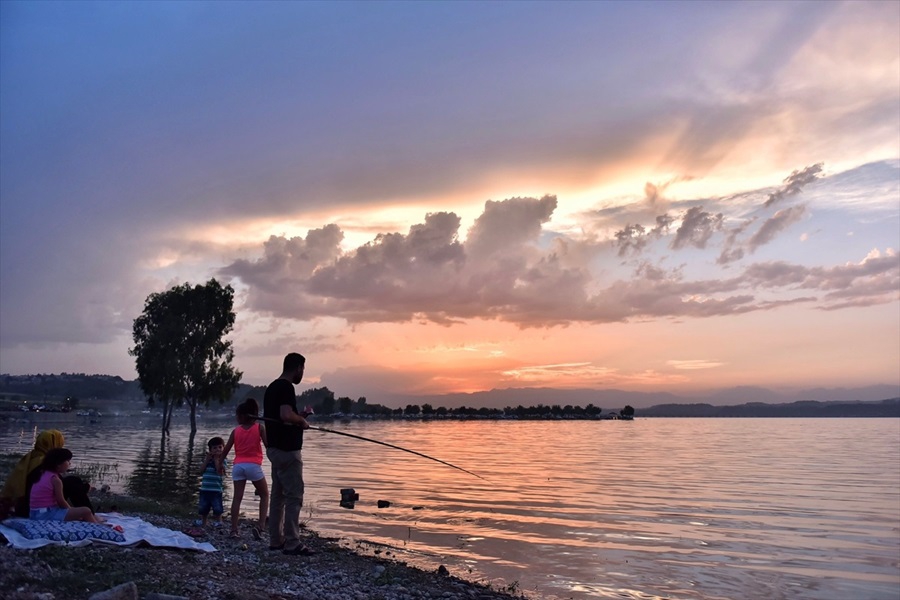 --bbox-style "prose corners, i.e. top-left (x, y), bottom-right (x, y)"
top-left (0, 507), bottom-right (528, 600)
